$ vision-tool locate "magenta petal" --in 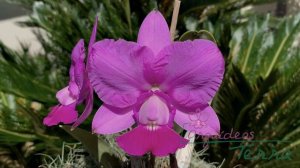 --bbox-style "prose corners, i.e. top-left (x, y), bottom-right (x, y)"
top-left (43, 103), bottom-right (78, 126)
top-left (72, 86), bottom-right (94, 128)
top-left (151, 126), bottom-right (188, 156)
top-left (88, 17), bottom-right (98, 53)
top-left (116, 126), bottom-right (151, 156)
top-left (116, 125), bottom-right (188, 157)
top-left (56, 86), bottom-right (76, 105)
top-left (92, 105), bottom-right (135, 134)
top-left (137, 11), bottom-right (171, 55)
top-left (89, 39), bottom-right (153, 108)
top-left (70, 39), bottom-right (85, 92)
top-left (72, 17), bottom-right (98, 128)
top-left (68, 81), bottom-right (79, 98)
top-left (156, 40), bottom-right (225, 111)
top-left (174, 106), bottom-right (220, 136)
top-left (71, 39), bottom-right (85, 63)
